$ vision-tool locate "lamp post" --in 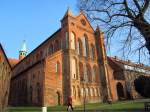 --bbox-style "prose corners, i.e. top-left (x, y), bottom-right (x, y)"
top-left (83, 79), bottom-right (86, 112)
top-left (83, 89), bottom-right (86, 112)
